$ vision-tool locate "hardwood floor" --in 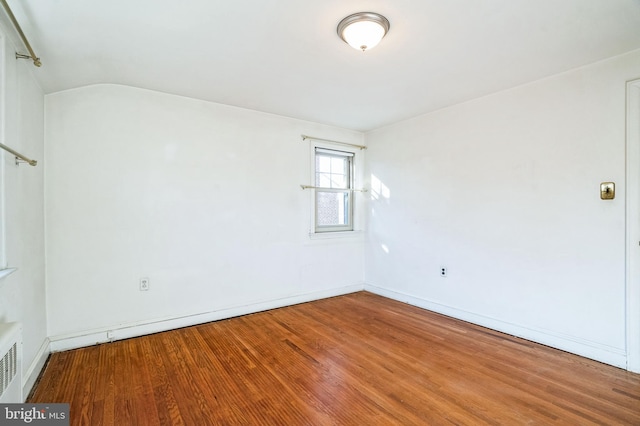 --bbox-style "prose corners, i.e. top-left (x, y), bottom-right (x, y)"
top-left (29, 292), bottom-right (640, 425)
